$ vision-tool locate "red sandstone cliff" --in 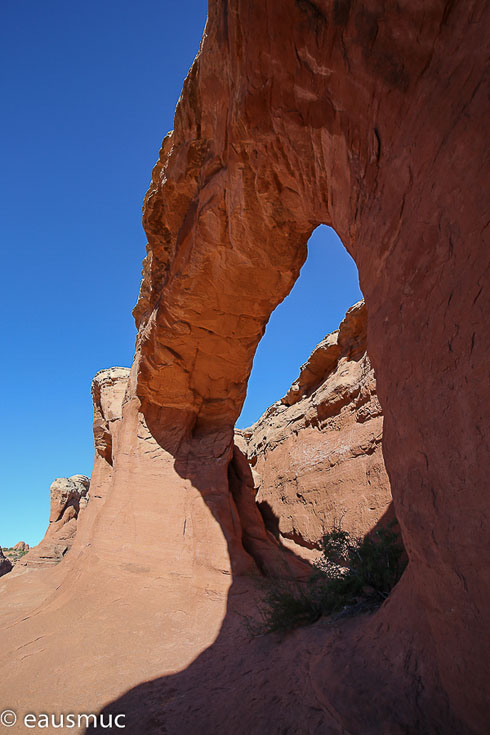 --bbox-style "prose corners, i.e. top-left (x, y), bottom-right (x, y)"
top-left (240, 300), bottom-right (391, 561)
top-left (0, 2), bottom-right (488, 734)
